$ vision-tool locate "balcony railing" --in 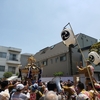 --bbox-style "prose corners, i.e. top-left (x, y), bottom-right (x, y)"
top-left (8, 47), bottom-right (21, 53)
top-left (6, 59), bottom-right (21, 65)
